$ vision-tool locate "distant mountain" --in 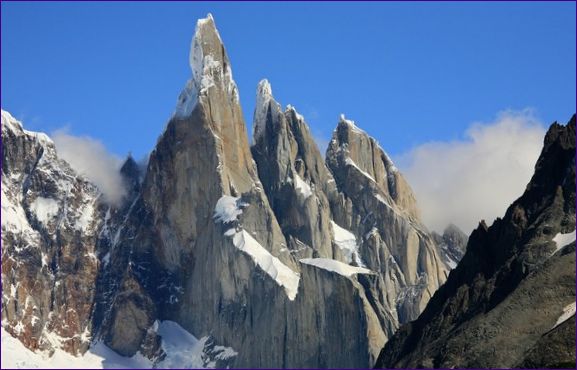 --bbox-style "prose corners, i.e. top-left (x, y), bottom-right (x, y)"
top-left (375, 115), bottom-right (576, 368)
top-left (432, 224), bottom-right (468, 269)
top-left (1, 14), bottom-right (455, 368)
